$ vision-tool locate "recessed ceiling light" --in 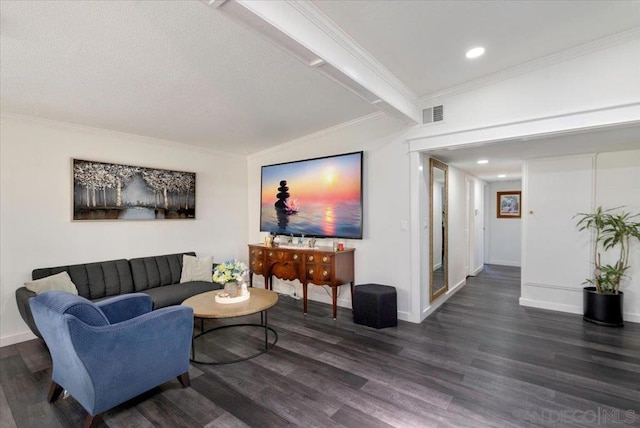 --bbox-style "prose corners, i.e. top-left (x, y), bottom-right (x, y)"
top-left (498, 174), bottom-right (507, 178)
top-left (466, 47), bottom-right (485, 59)
top-left (477, 159), bottom-right (489, 164)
